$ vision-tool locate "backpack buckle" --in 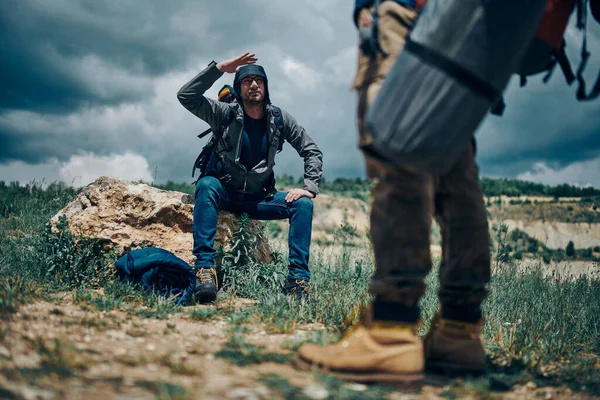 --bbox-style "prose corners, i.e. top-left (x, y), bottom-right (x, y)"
top-left (219, 174), bottom-right (232, 184)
